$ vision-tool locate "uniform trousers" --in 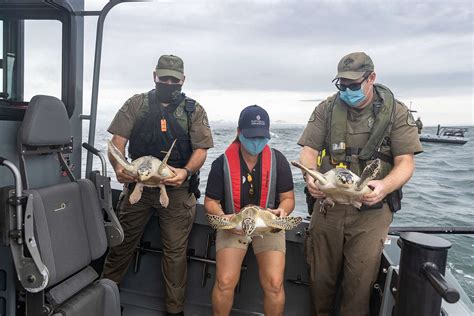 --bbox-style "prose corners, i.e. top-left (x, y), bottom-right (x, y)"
top-left (305, 202), bottom-right (392, 316)
top-left (102, 184), bottom-right (196, 313)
